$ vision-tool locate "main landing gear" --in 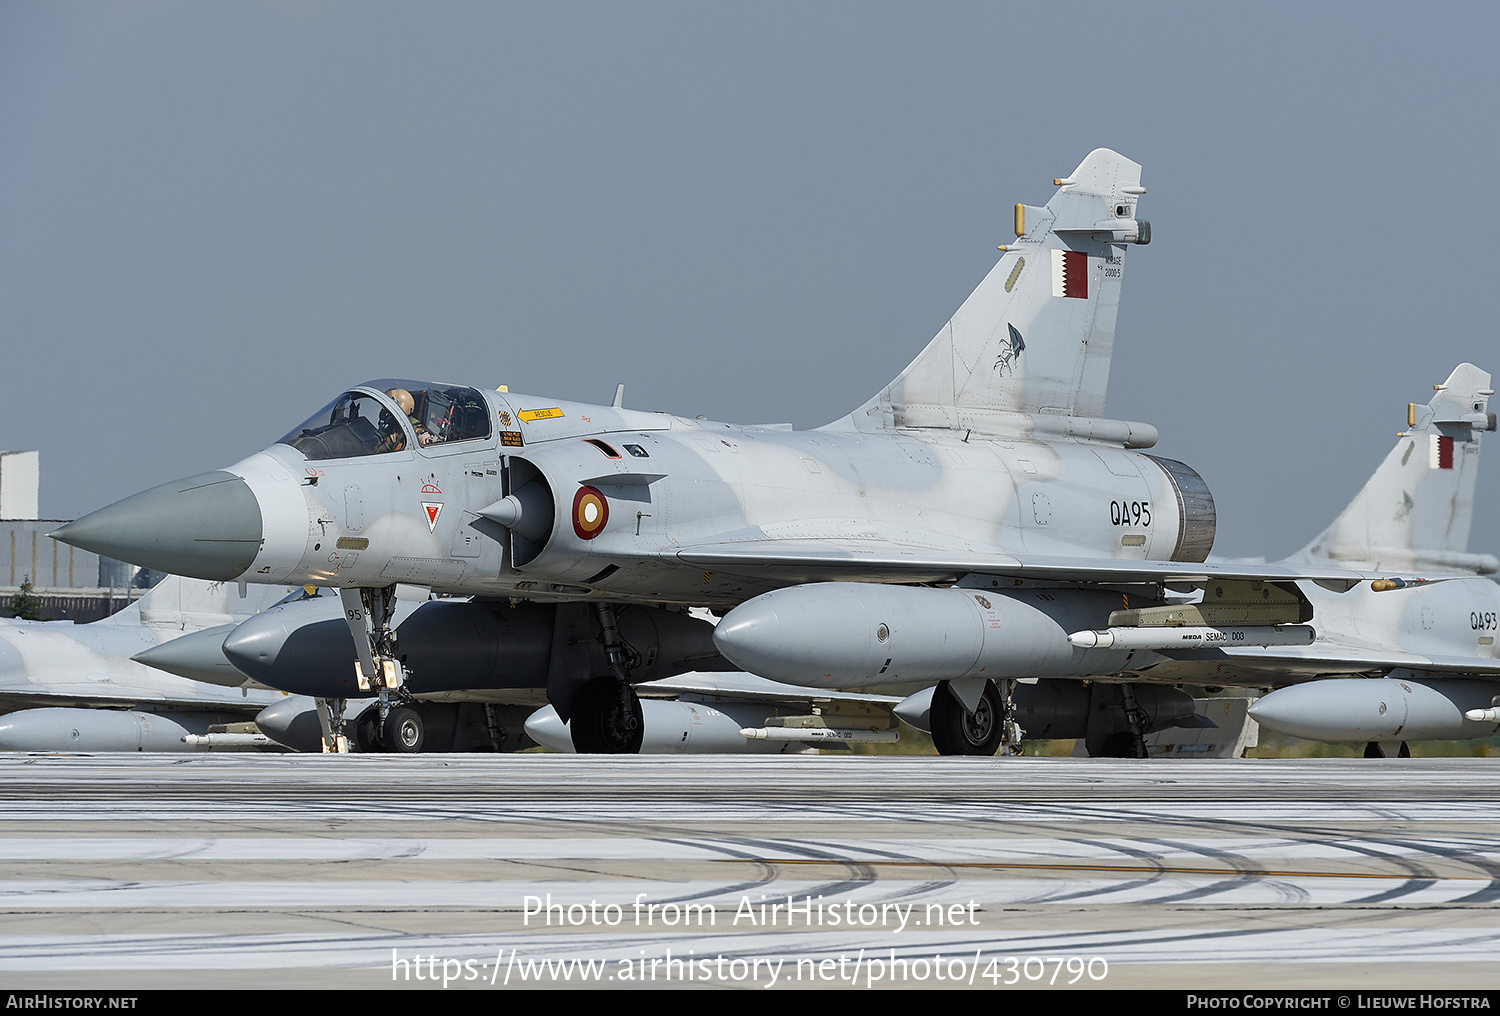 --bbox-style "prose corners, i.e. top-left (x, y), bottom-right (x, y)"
top-left (567, 604), bottom-right (644, 754)
top-left (570, 676), bottom-right (644, 753)
top-left (1092, 684), bottom-right (1149, 758)
top-left (931, 679), bottom-right (1024, 756)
